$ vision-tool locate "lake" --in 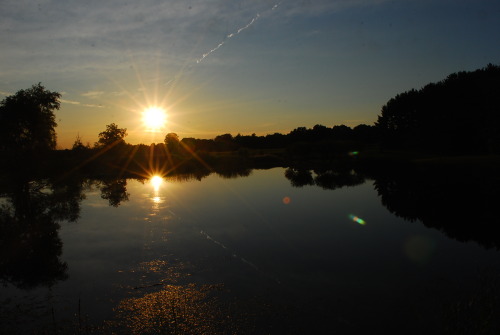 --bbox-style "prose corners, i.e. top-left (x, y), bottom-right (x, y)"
top-left (1, 165), bottom-right (500, 334)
